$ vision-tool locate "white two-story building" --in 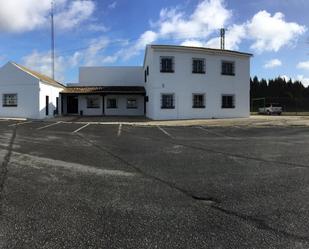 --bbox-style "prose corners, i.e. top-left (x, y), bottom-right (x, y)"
top-left (61, 45), bottom-right (252, 120)
top-left (0, 45), bottom-right (252, 120)
top-left (143, 45), bottom-right (252, 120)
